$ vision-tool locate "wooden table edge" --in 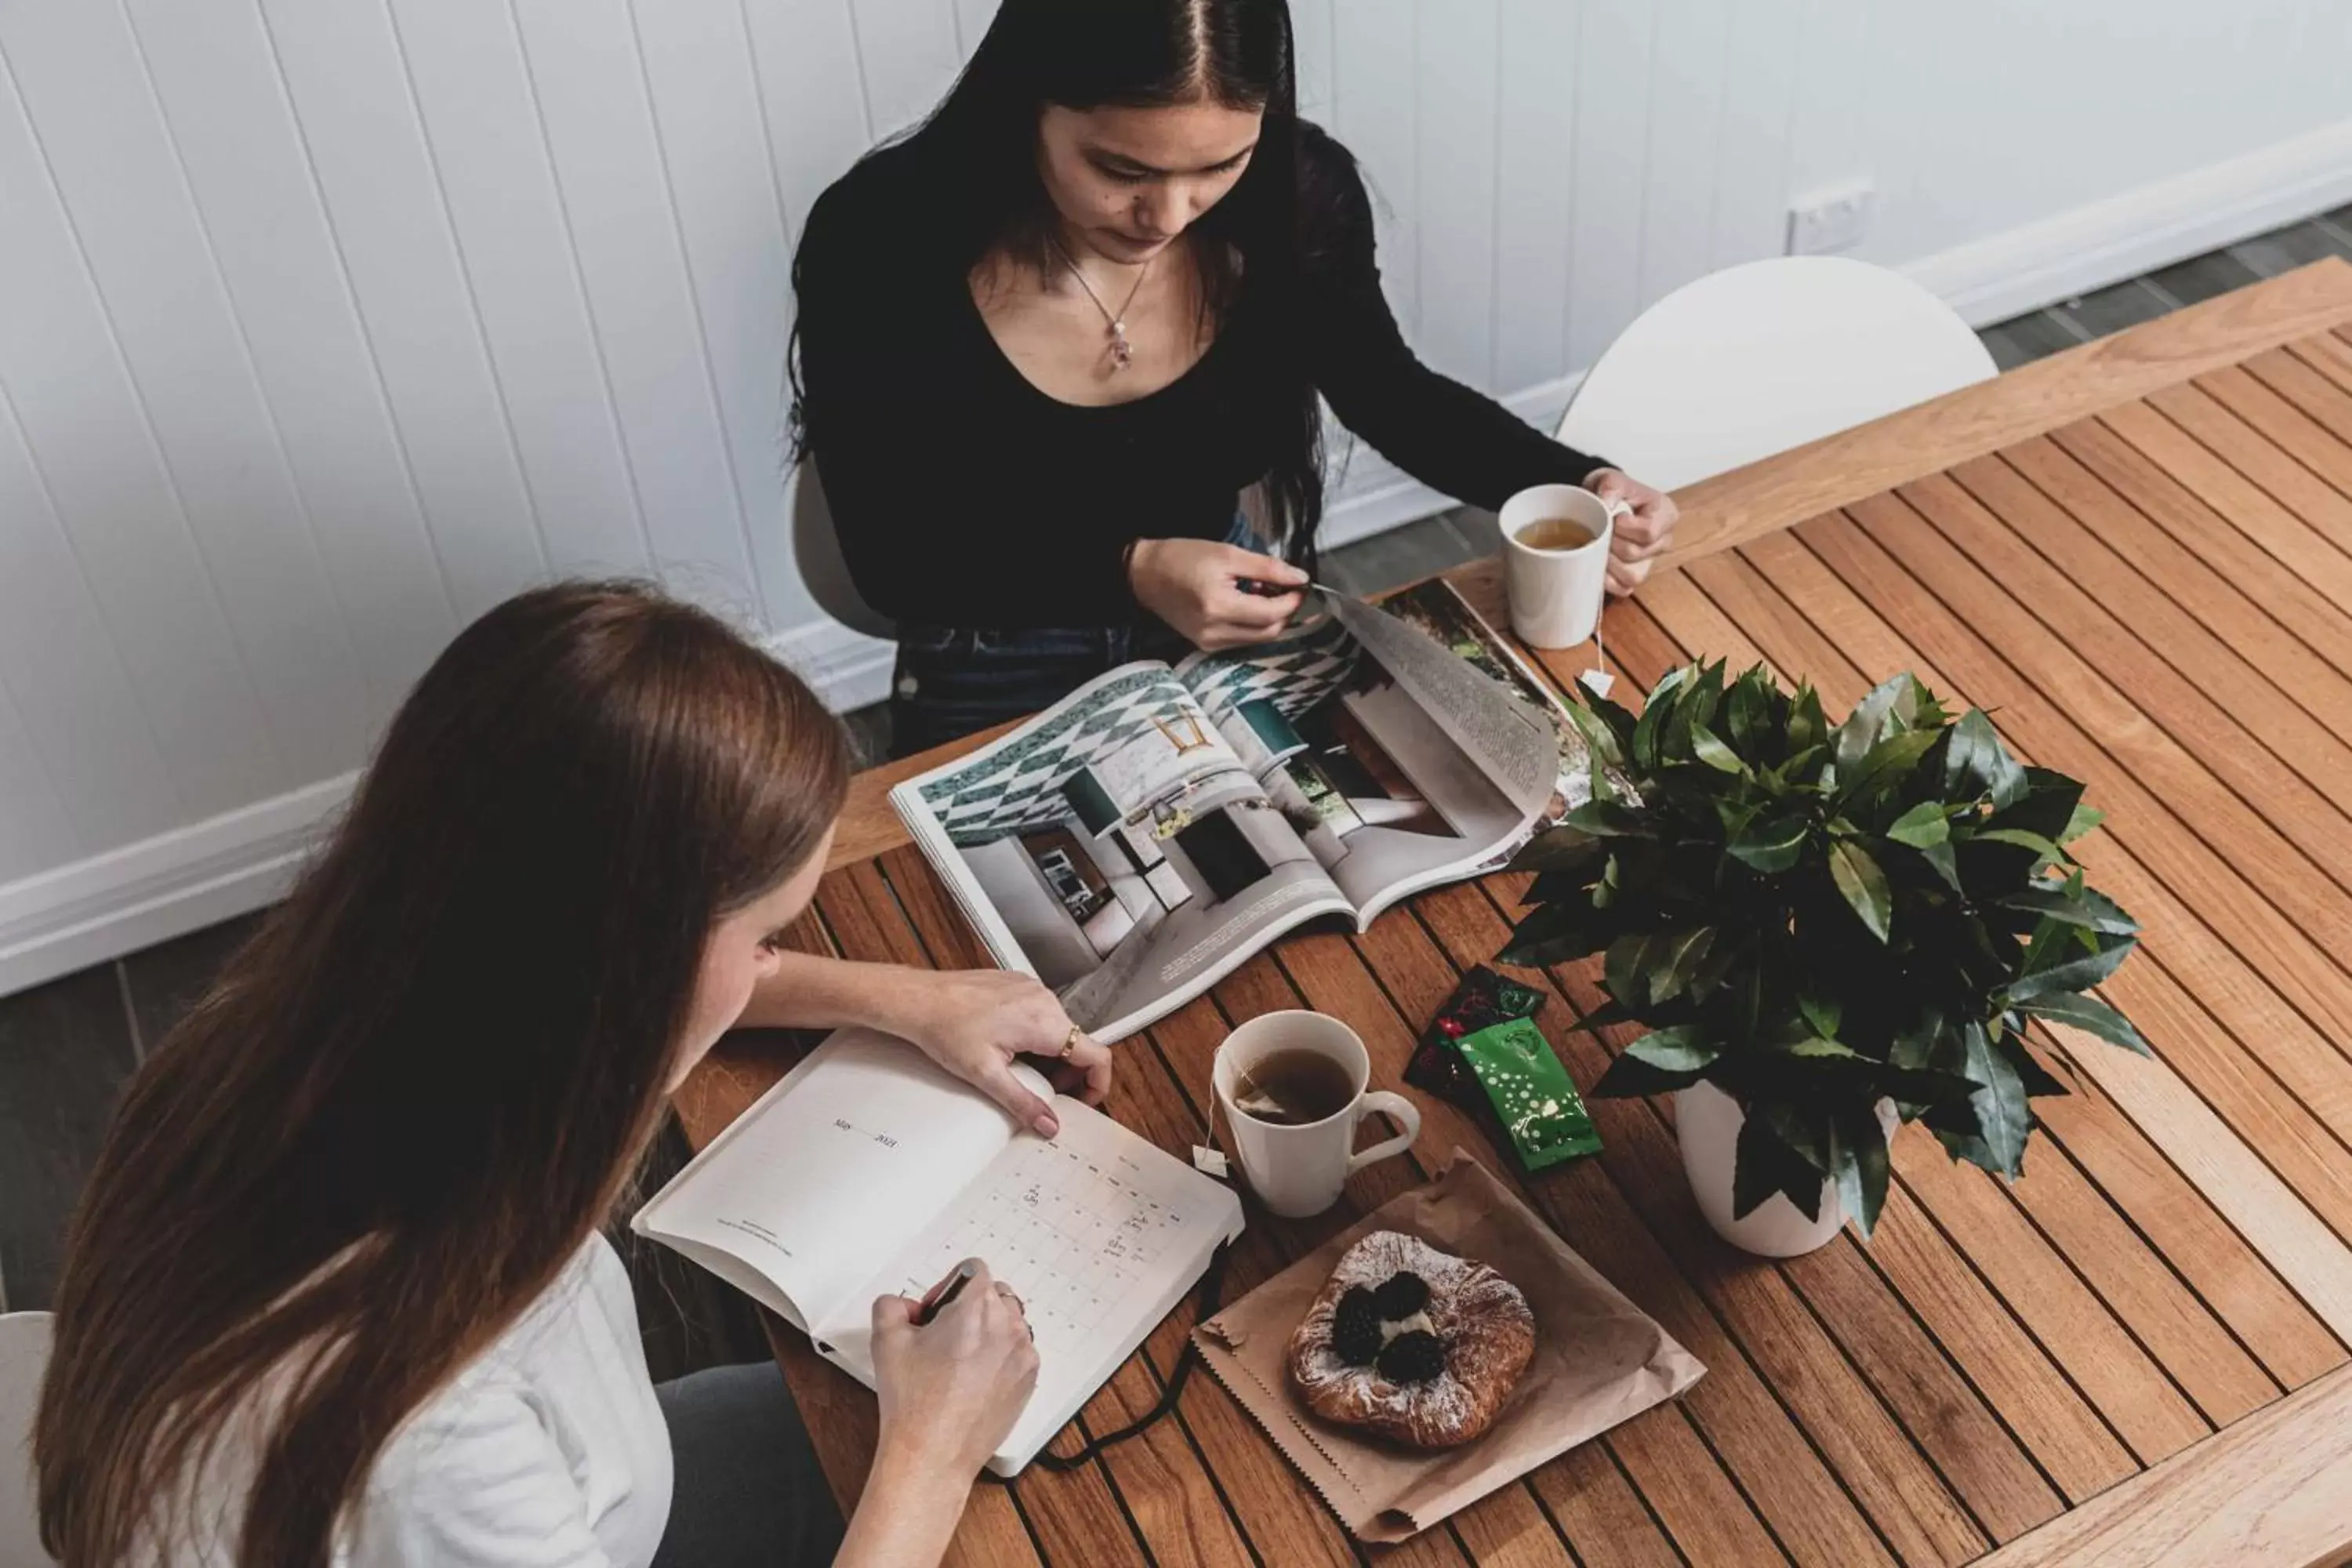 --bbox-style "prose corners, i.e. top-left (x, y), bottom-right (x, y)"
top-left (820, 258), bottom-right (2352, 875)
top-left (1660, 255), bottom-right (2352, 566)
top-left (1970, 1360), bottom-right (2352, 1568)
